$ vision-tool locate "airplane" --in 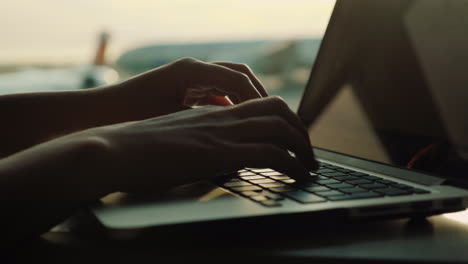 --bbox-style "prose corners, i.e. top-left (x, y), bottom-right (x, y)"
top-left (0, 32), bottom-right (119, 95)
top-left (0, 31), bottom-right (321, 111)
